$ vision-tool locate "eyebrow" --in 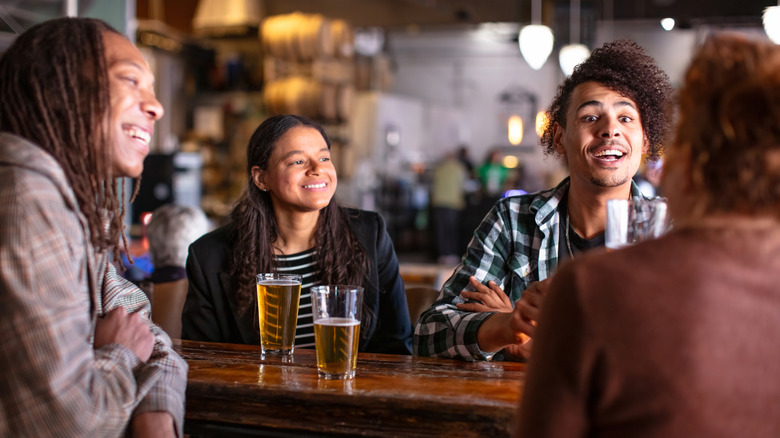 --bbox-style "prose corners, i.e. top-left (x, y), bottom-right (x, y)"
top-left (279, 147), bottom-right (329, 161)
top-left (576, 99), bottom-right (638, 112)
top-left (110, 59), bottom-right (145, 71)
